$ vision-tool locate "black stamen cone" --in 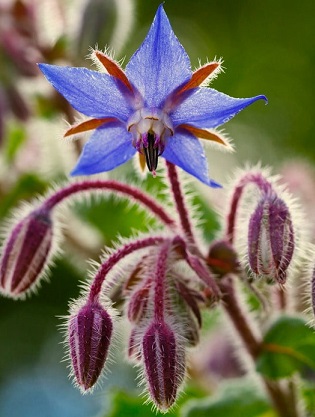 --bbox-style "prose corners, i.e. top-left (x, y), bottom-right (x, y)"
top-left (144, 133), bottom-right (159, 172)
